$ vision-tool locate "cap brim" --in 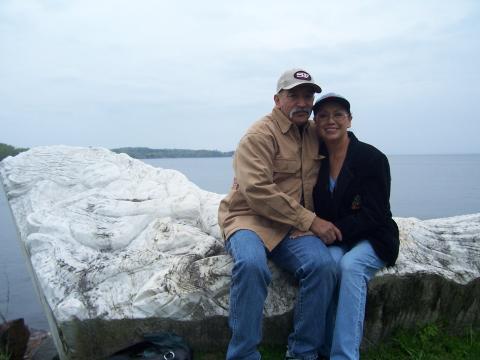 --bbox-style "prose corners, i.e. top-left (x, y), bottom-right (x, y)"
top-left (283, 81), bottom-right (322, 93)
top-left (313, 96), bottom-right (350, 114)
